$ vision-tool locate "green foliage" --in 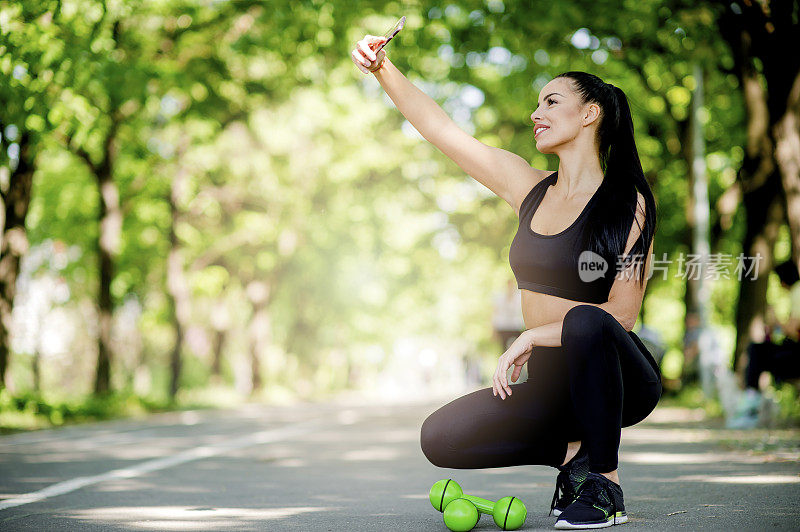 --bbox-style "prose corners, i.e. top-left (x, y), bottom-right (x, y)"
top-left (0, 0), bottom-right (787, 423)
top-left (772, 382), bottom-right (800, 426)
top-left (0, 388), bottom-right (160, 433)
